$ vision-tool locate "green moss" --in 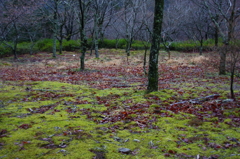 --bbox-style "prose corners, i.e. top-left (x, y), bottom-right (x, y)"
top-left (1, 80), bottom-right (240, 158)
top-left (150, 104), bottom-right (160, 108)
